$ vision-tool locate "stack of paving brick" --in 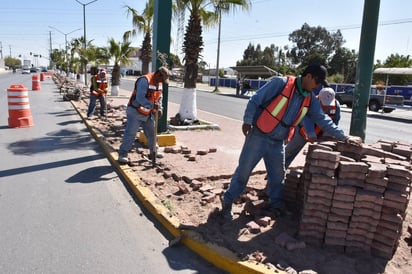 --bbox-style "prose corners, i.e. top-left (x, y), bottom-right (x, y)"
top-left (346, 189), bottom-right (383, 254)
top-left (294, 140), bottom-right (411, 259)
top-left (298, 147), bottom-right (340, 246)
top-left (373, 164), bottom-right (411, 258)
top-left (325, 185), bottom-right (356, 249)
top-left (283, 169), bottom-right (304, 212)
